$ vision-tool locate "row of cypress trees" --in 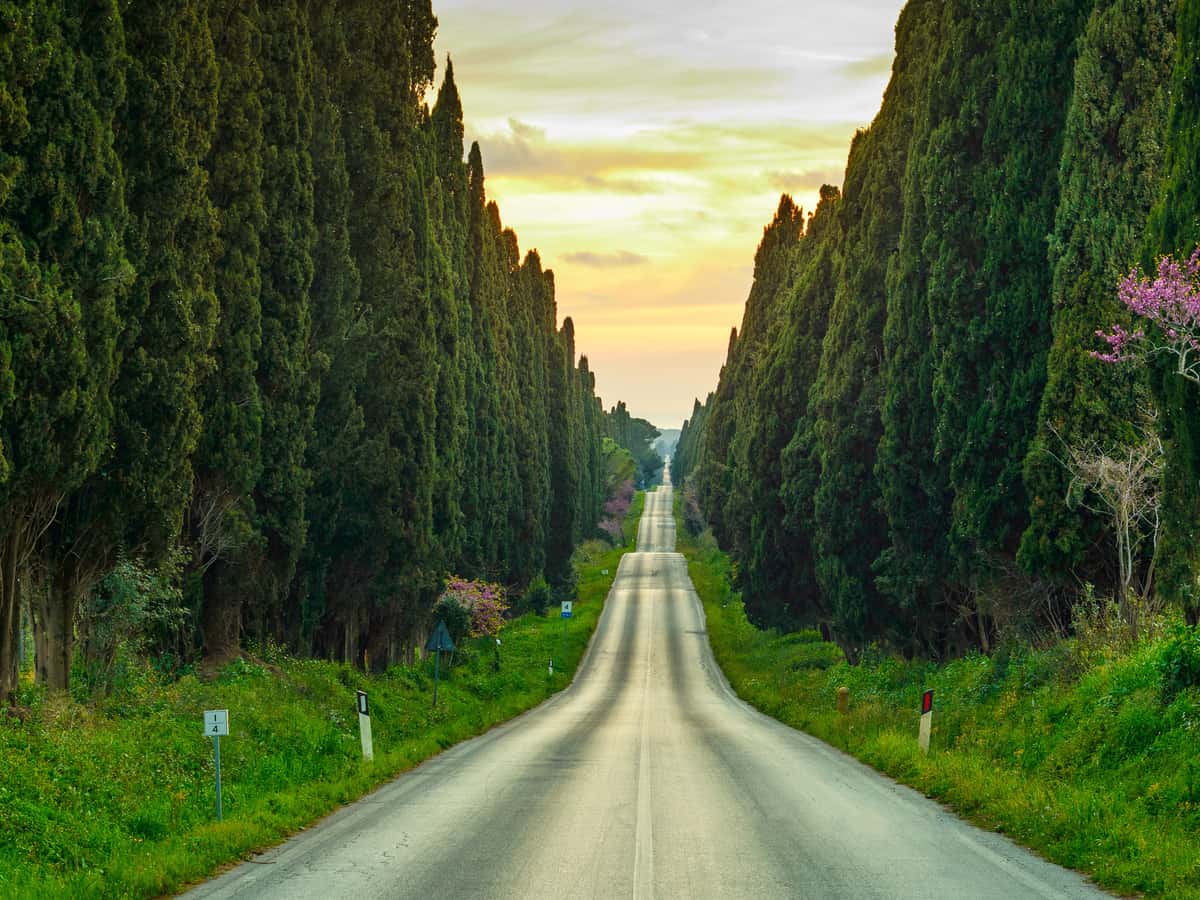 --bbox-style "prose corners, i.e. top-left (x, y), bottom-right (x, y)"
top-left (0, 0), bottom-right (625, 696)
top-left (675, 0), bottom-right (1200, 659)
